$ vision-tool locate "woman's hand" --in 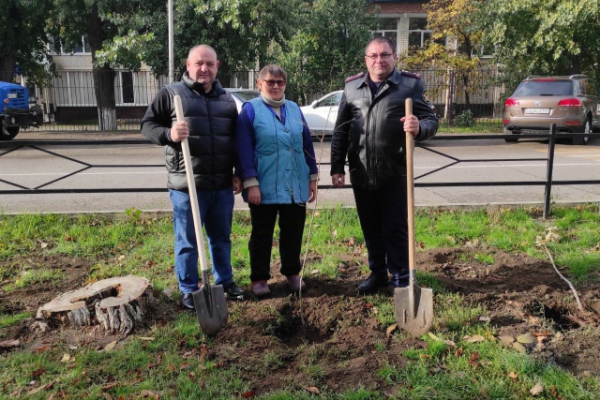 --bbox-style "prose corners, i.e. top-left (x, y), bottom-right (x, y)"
top-left (309, 181), bottom-right (318, 203)
top-left (248, 186), bottom-right (261, 205)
